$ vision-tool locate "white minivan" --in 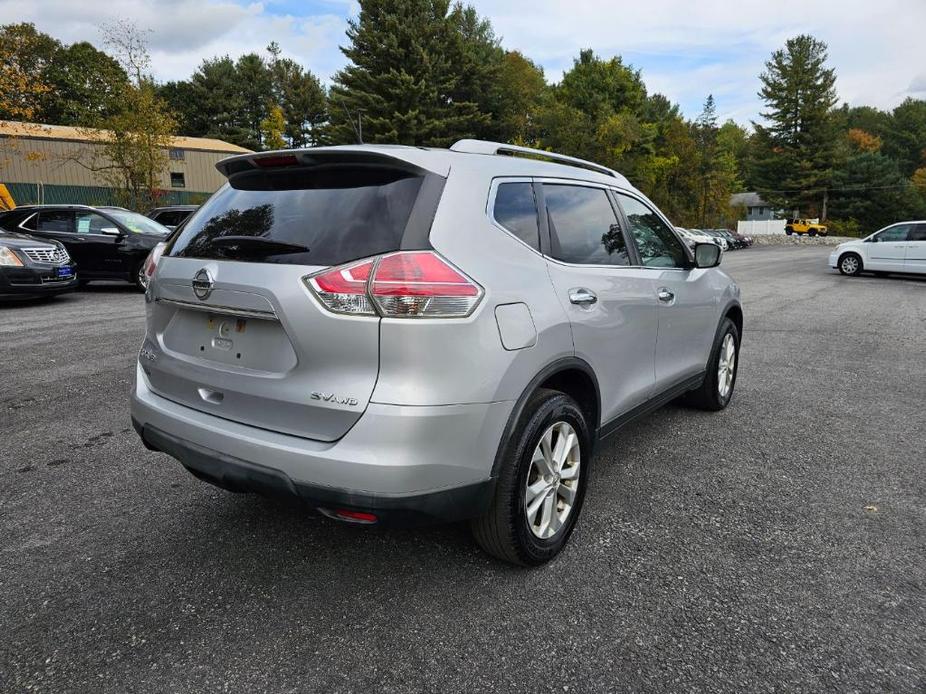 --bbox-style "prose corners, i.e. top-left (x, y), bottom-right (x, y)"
top-left (831, 221), bottom-right (926, 276)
